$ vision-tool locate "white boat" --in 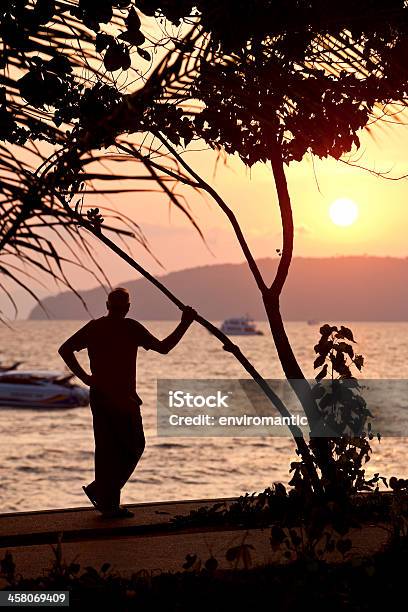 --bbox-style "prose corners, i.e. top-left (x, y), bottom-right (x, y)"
top-left (0, 370), bottom-right (89, 409)
top-left (220, 316), bottom-right (263, 336)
